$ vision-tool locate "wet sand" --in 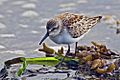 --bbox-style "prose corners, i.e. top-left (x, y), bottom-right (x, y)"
top-left (0, 0), bottom-right (120, 79)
